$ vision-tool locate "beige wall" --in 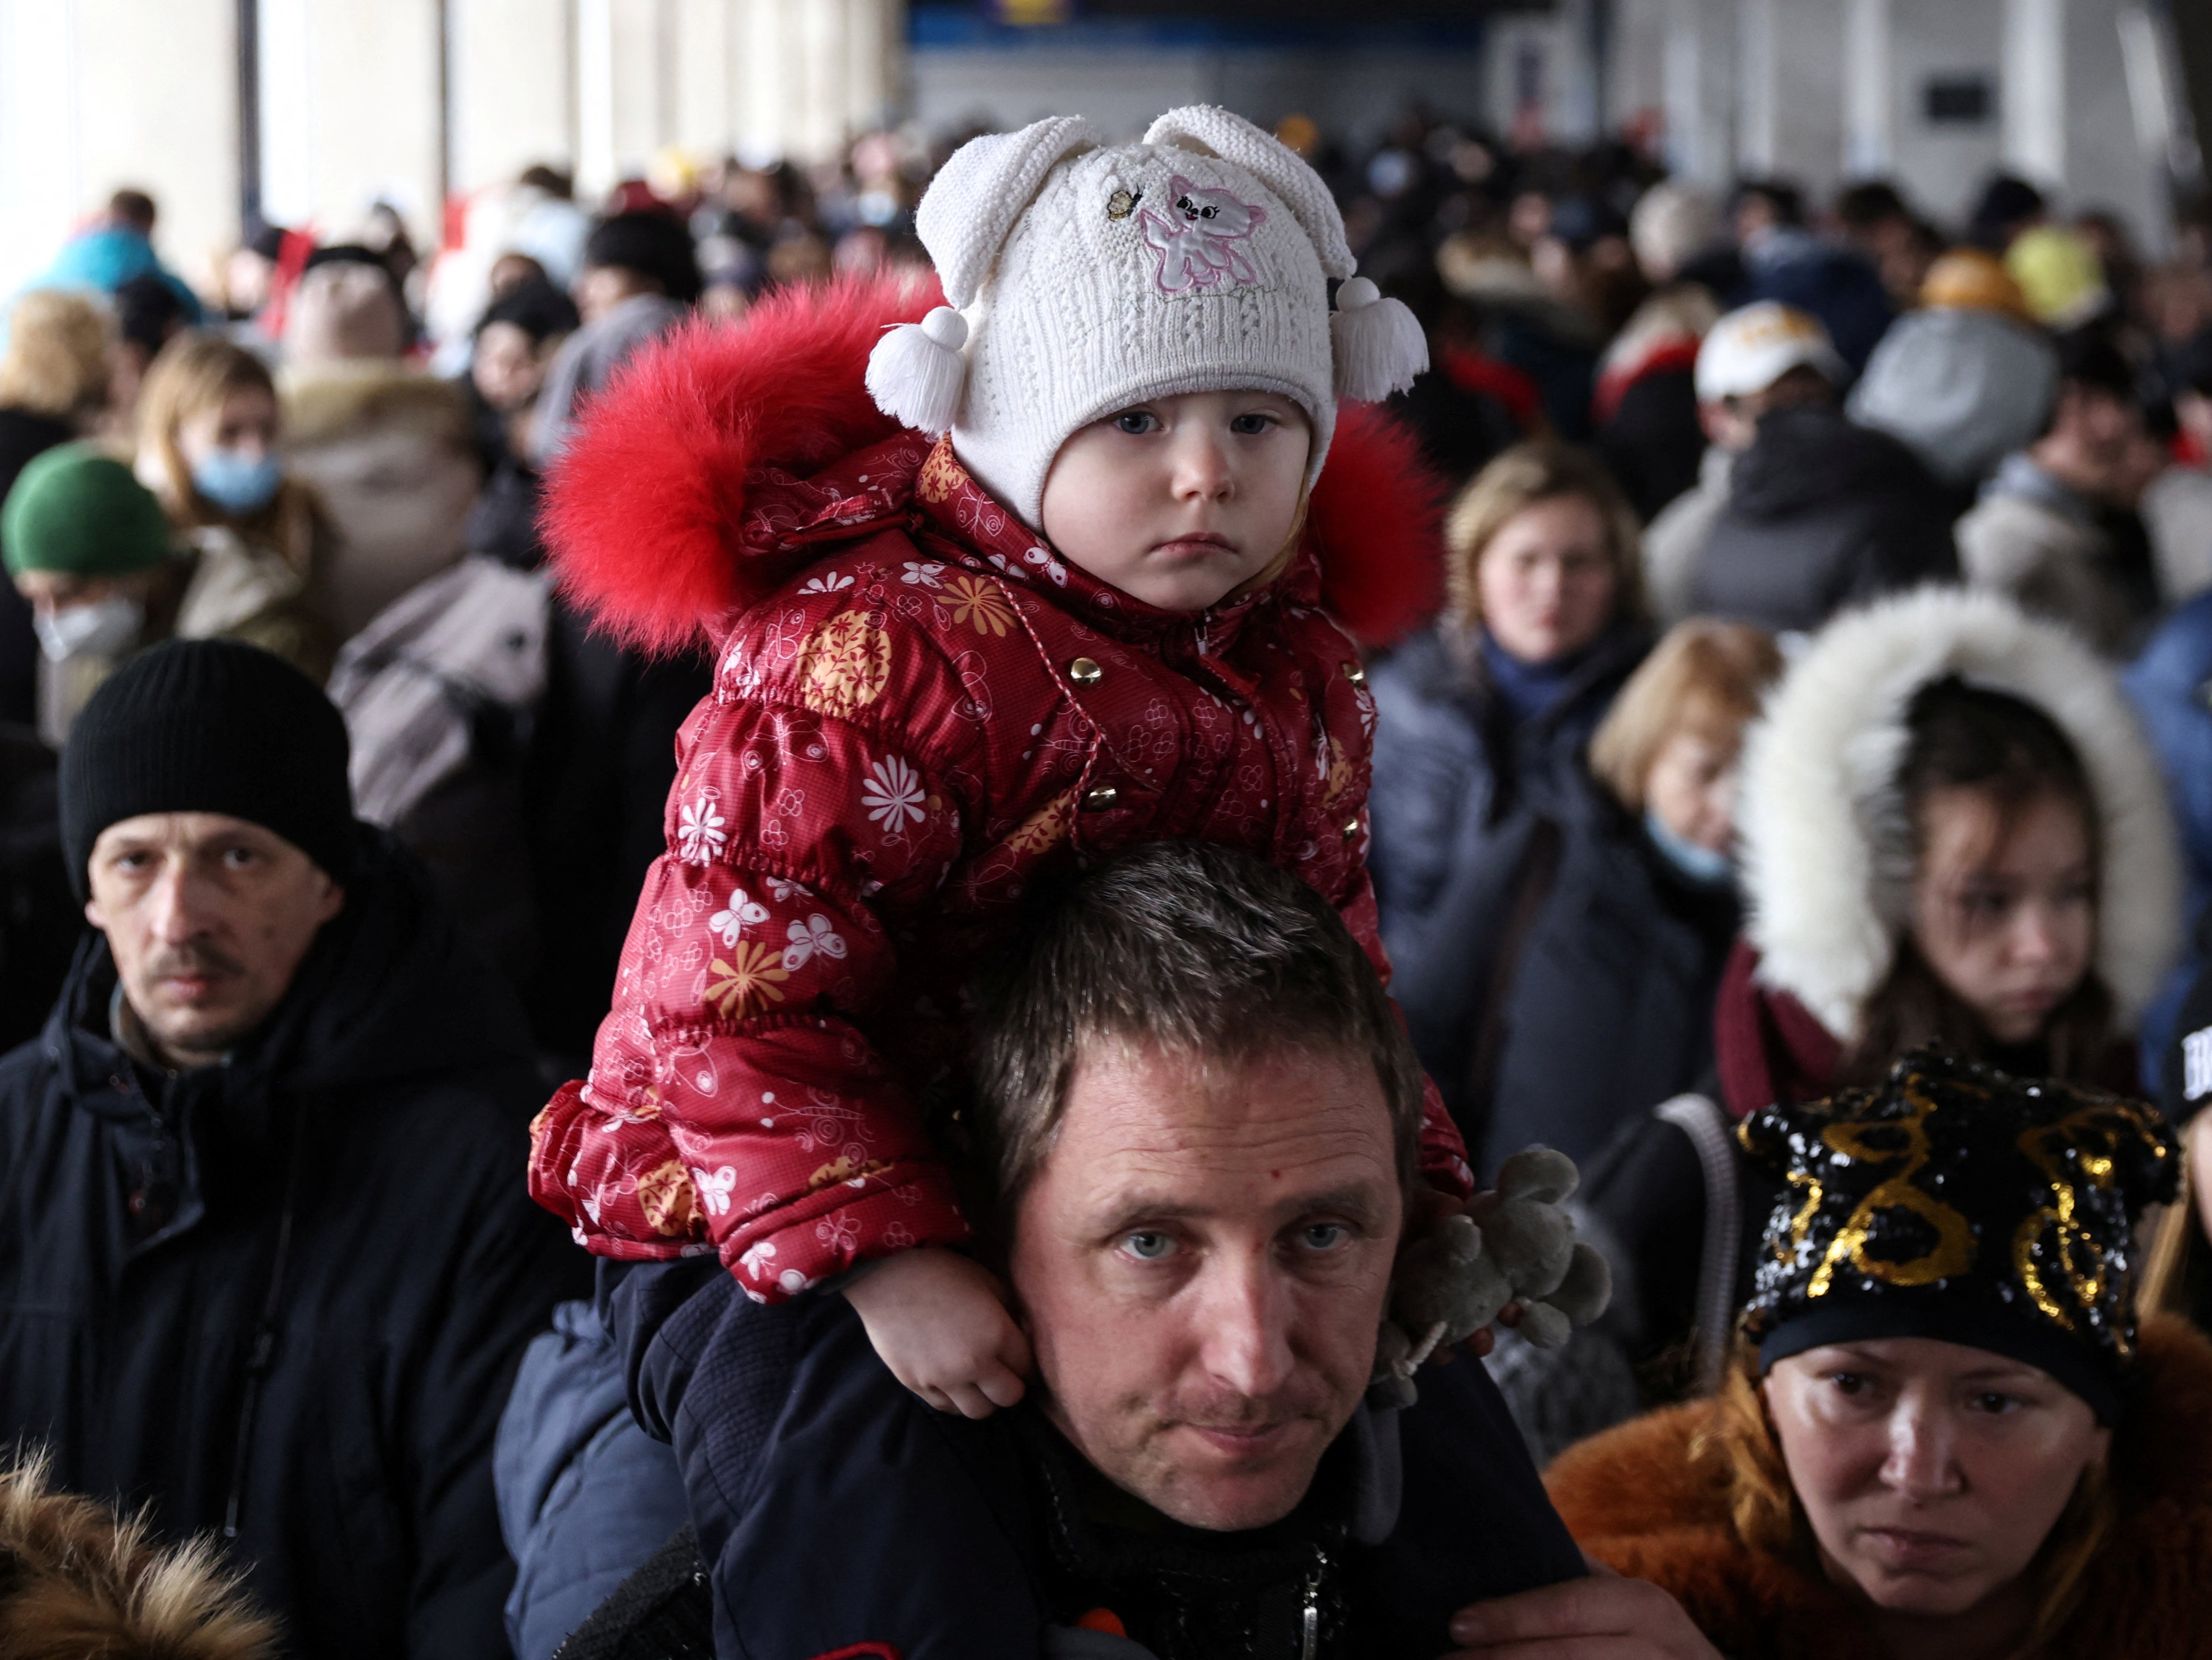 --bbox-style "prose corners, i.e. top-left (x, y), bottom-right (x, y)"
top-left (0, 0), bottom-right (239, 296)
top-left (0, 0), bottom-right (907, 300)
top-left (449, 0), bottom-right (575, 194)
top-left (1623, 0), bottom-right (2173, 246)
top-left (556, 0), bottom-right (904, 194)
top-left (260, 0), bottom-right (444, 249)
